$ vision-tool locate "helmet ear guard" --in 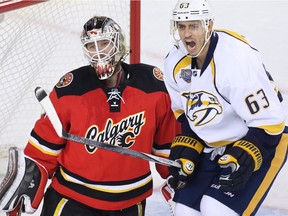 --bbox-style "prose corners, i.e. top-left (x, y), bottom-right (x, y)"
top-left (80, 16), bottom-right (128, 80)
